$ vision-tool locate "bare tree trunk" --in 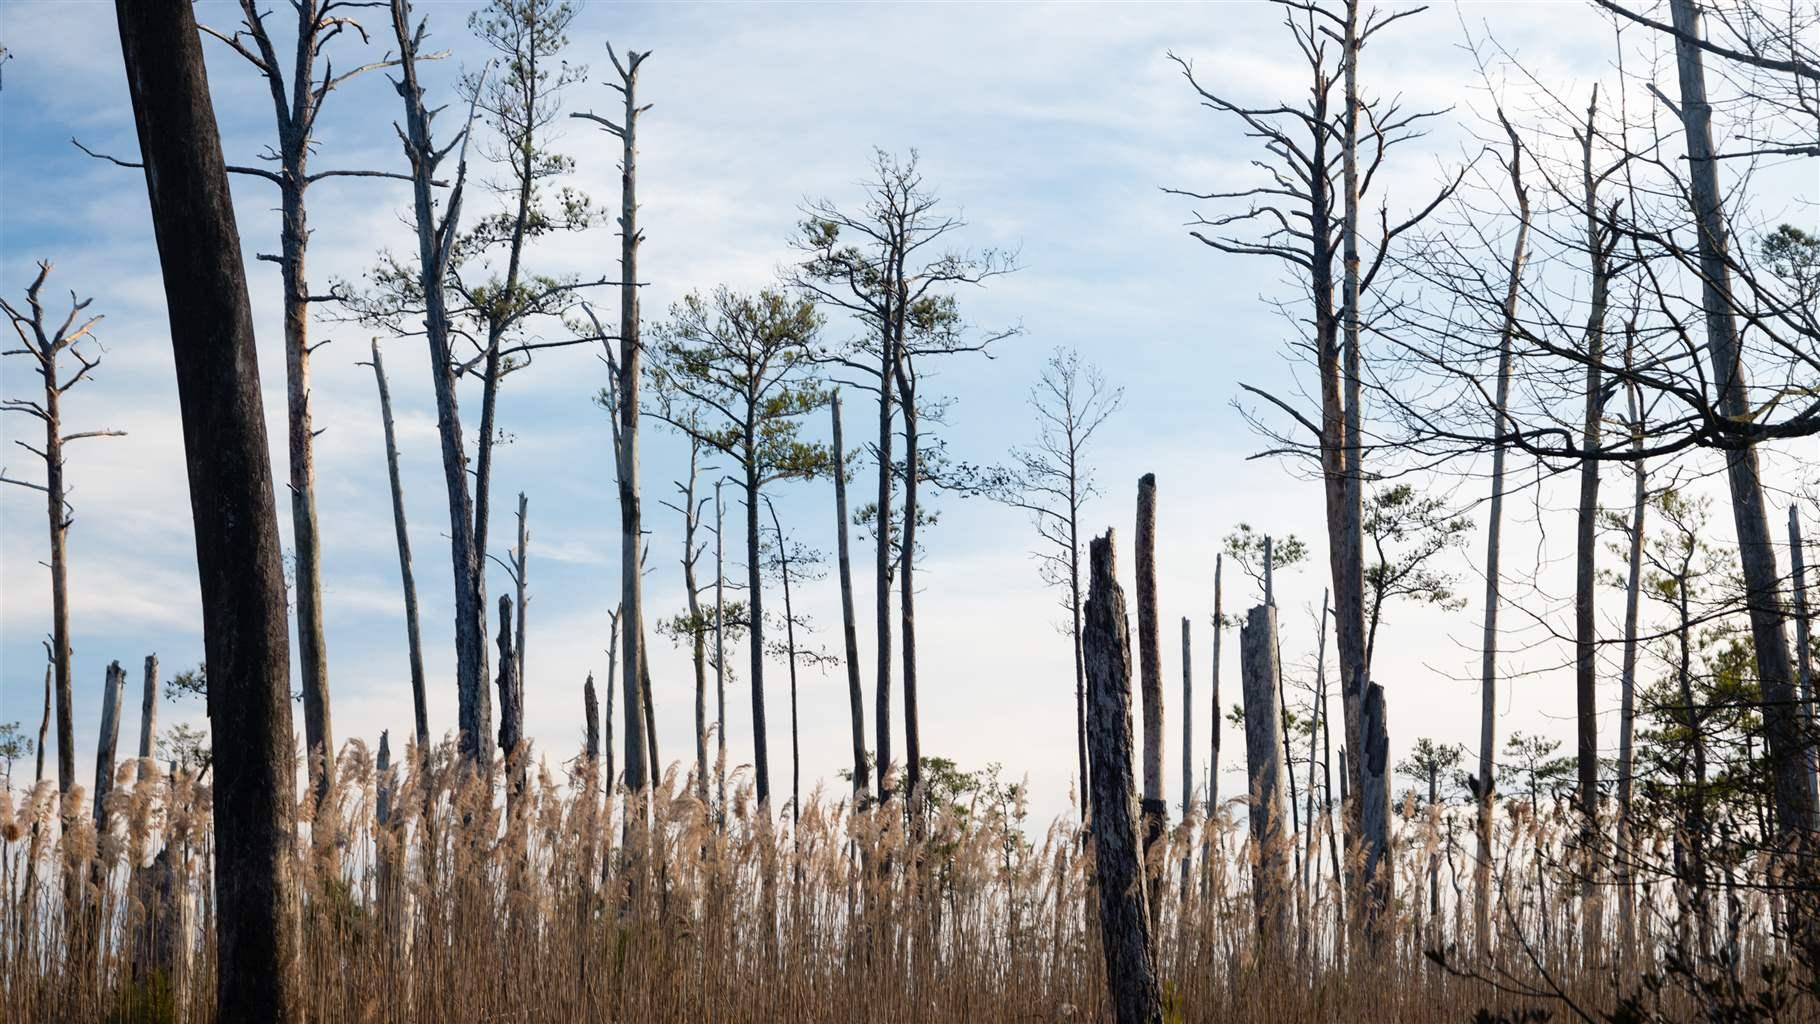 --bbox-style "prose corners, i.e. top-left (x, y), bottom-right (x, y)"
top-left (1790, 507), bottom-right (1816, 808)
top-left (1072, 462), bottom-right (1089, 825)
top-left (1668, 0), bottom-right (1816, 902)
top-left (1305, 593), bottom-right (1330, 922)
top-left (1574, 91), bottom-right (1611, 962)
top-left (36, 662), bottom-right (51, 784)
top-left (745, 470), bottom-right (770, 809)
top-left (1134, 473), bottom-right (1166, 930)
top-left (1209, 554), bottom-right (1223, 813)
top-left (831, 393), bottom-right (869, 802)
top-left (1180, 616), bottom-right (1192, 891)
top-left (1241, 604), bottom-right (1291, 950)
top-left (115, 3), bottom-right (299, 1013)
top-left (641, 609), bottom-right (659, 788)
top-left (606, 610), bottom-right (620, 791)
top-left (585, 673), bottom-right (601, 763)
top-left (515, 493), bottom-right (528, 689)
top-left (1082, 530), bottom-right (1163, 1024)
top-left (370, 340), bottom-right (430, 752)
top-left (874, 339), bottom-right (896, 806)
top-left (614, 49), bottom-right (651, 797)
top-left (389, 0), bottom-right (489, 765)
top-left (768, 497), bottom-right (804, 822)
top-left (1360, 682), bottom-right (1393, 937)
top-left (496, 596), bottom-right (523, 810)
top-left (1267, 537), bottom-right (1303, 895)
top-left (1477, 111), bottom-right (1531, 960)
top-left (138, 654), bottom-right (159, 761)
top-left (1616, 366), bottom-right (1647, 959)
top-left (94, 660), bottom-right (125, 825)
top-left (900, 383), bottom-right (923, 825)
top-left (714, 484), bottom-right (728, 820)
